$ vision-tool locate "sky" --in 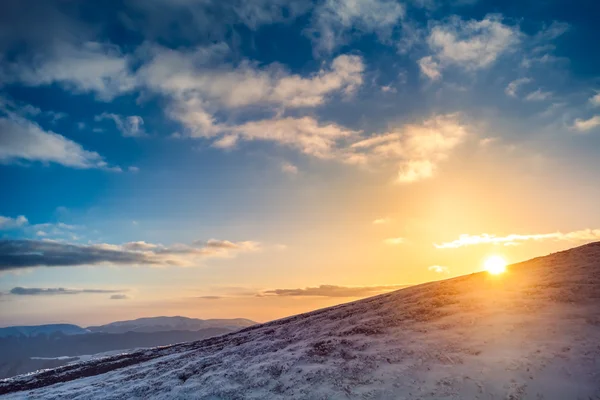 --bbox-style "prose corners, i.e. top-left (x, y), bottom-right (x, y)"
top-left (1, 0), bottom-right (600, 327)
